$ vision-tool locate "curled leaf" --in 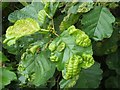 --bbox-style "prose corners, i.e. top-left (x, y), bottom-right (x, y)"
top-left (59, 75), bottom-right (79, 88)
top-left (81, 54), bottom-right (95, 69)
top-left (49, 42), bottom-right (56, 52)
top-left (75, 30), bottom-right (91, 47)
top-left (48, 25), bottom-right (94, 86)
top-left (29, 45), bottom-right (40, 54)
top-left (68, 25), bottom-right (77, 35)
top-left (62, 55), bottom-right (83, 80)
top-left (50, 54), bottom-right (59, 62)
top-left (57, 42), bottom-right (66, 52)
top-left (3, 18), bottom-right (40, 46)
